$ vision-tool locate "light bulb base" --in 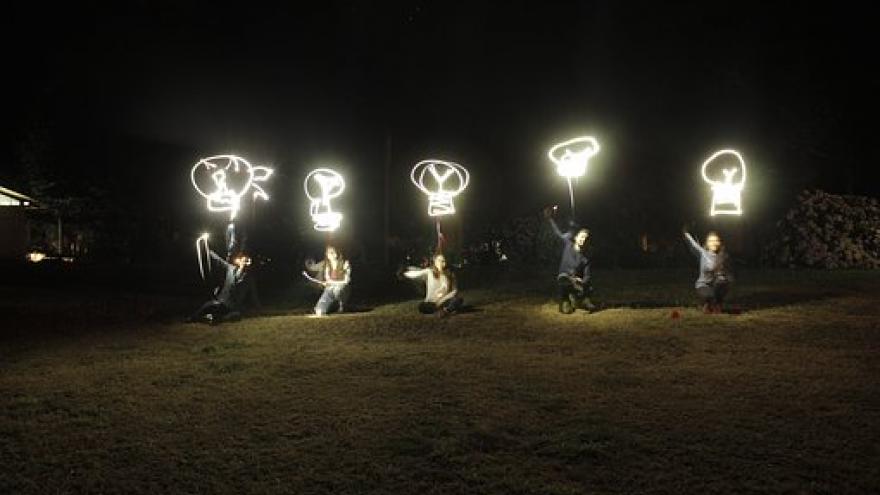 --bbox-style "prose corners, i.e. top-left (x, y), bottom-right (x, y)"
top-left (311, 212), bottom-right (343, 232)
top-left (428, 195), bottom-right (456, 217)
